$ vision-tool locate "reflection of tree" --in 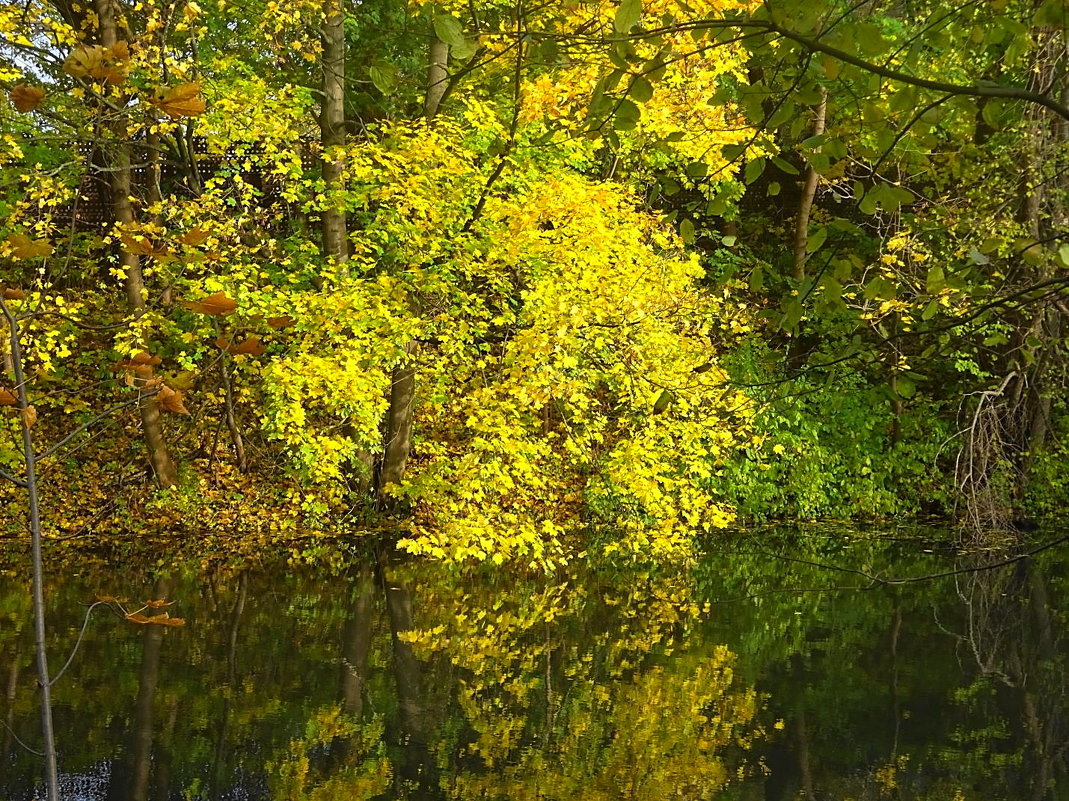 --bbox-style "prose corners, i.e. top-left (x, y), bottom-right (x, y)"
top-left (106, 577), bottom-right (171, 801)
top-left (944, 554), bottom-right (1069, 801)
top-left (396, 562), bottom-right (762, 801)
